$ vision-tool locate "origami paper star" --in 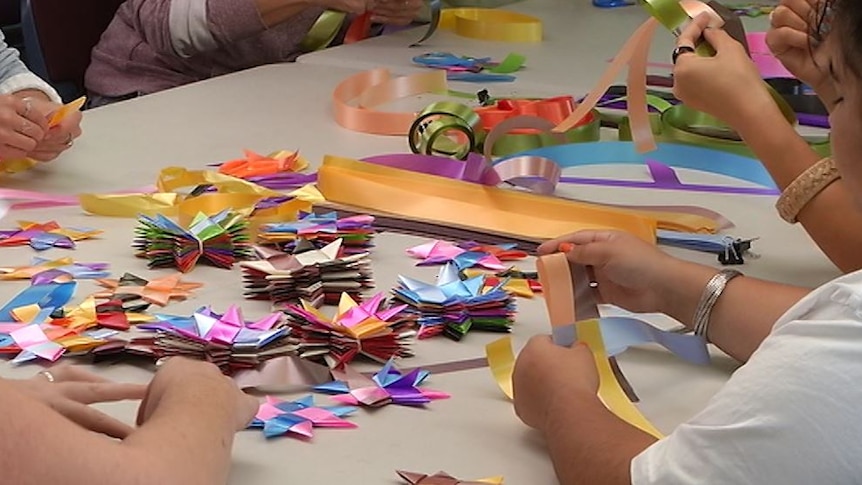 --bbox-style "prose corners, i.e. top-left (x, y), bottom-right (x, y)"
top-left (406, 240), bottom-right (527, 271)
top-left (282, 292), bottom-right (415, 367)
top-left (461, 267), bottom-right (541, 298)
top-left (133, 210), bottom-right (254, 273)
top-left (241, 239), bottom-right (373, 308)
top-left (247, 394), bottom-right (357, 440)
top-left (50, 295), bottom-right (152, 332)
top-left (393, 263), bottom-right (515, 340)
top-left (0, 220), bottom-right (102, 250)
top-left (315, 358), bottom-right (449, 407)
top-left (397, 470), bottom-right (504, 484)
top-left (134, 305), bottom-right (290, 371)
top-left (0, 257), bottom-right (109, 283)
top-left (258, 211), bottom-right (375, 255)
top-left (94, 273), bottom-right (203, 307)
